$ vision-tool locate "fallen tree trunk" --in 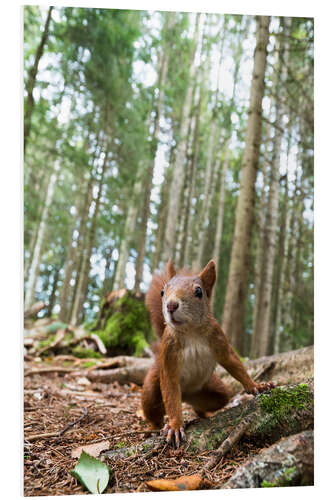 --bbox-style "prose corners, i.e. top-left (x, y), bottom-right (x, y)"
top-left (223, 430), bottom-right (314, 488)
top-left (86, 356), bottom-right (151, 386)
top-left (103, 380), bottom-right (313, 461)
top-left (86, 345), bottom-right (313, 389)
